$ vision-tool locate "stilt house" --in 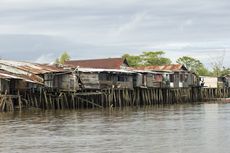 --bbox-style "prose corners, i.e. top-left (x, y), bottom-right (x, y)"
top-left (0, 60), bottom-right (80, 92)
top-left (77, 68), bottom-right (134, 90)
top-left (64, 58), bottom-right (133, 89)
top-left (0, 70), bottom-right (43, 94)
top-left (136, 64), bottom-right (198, 88)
